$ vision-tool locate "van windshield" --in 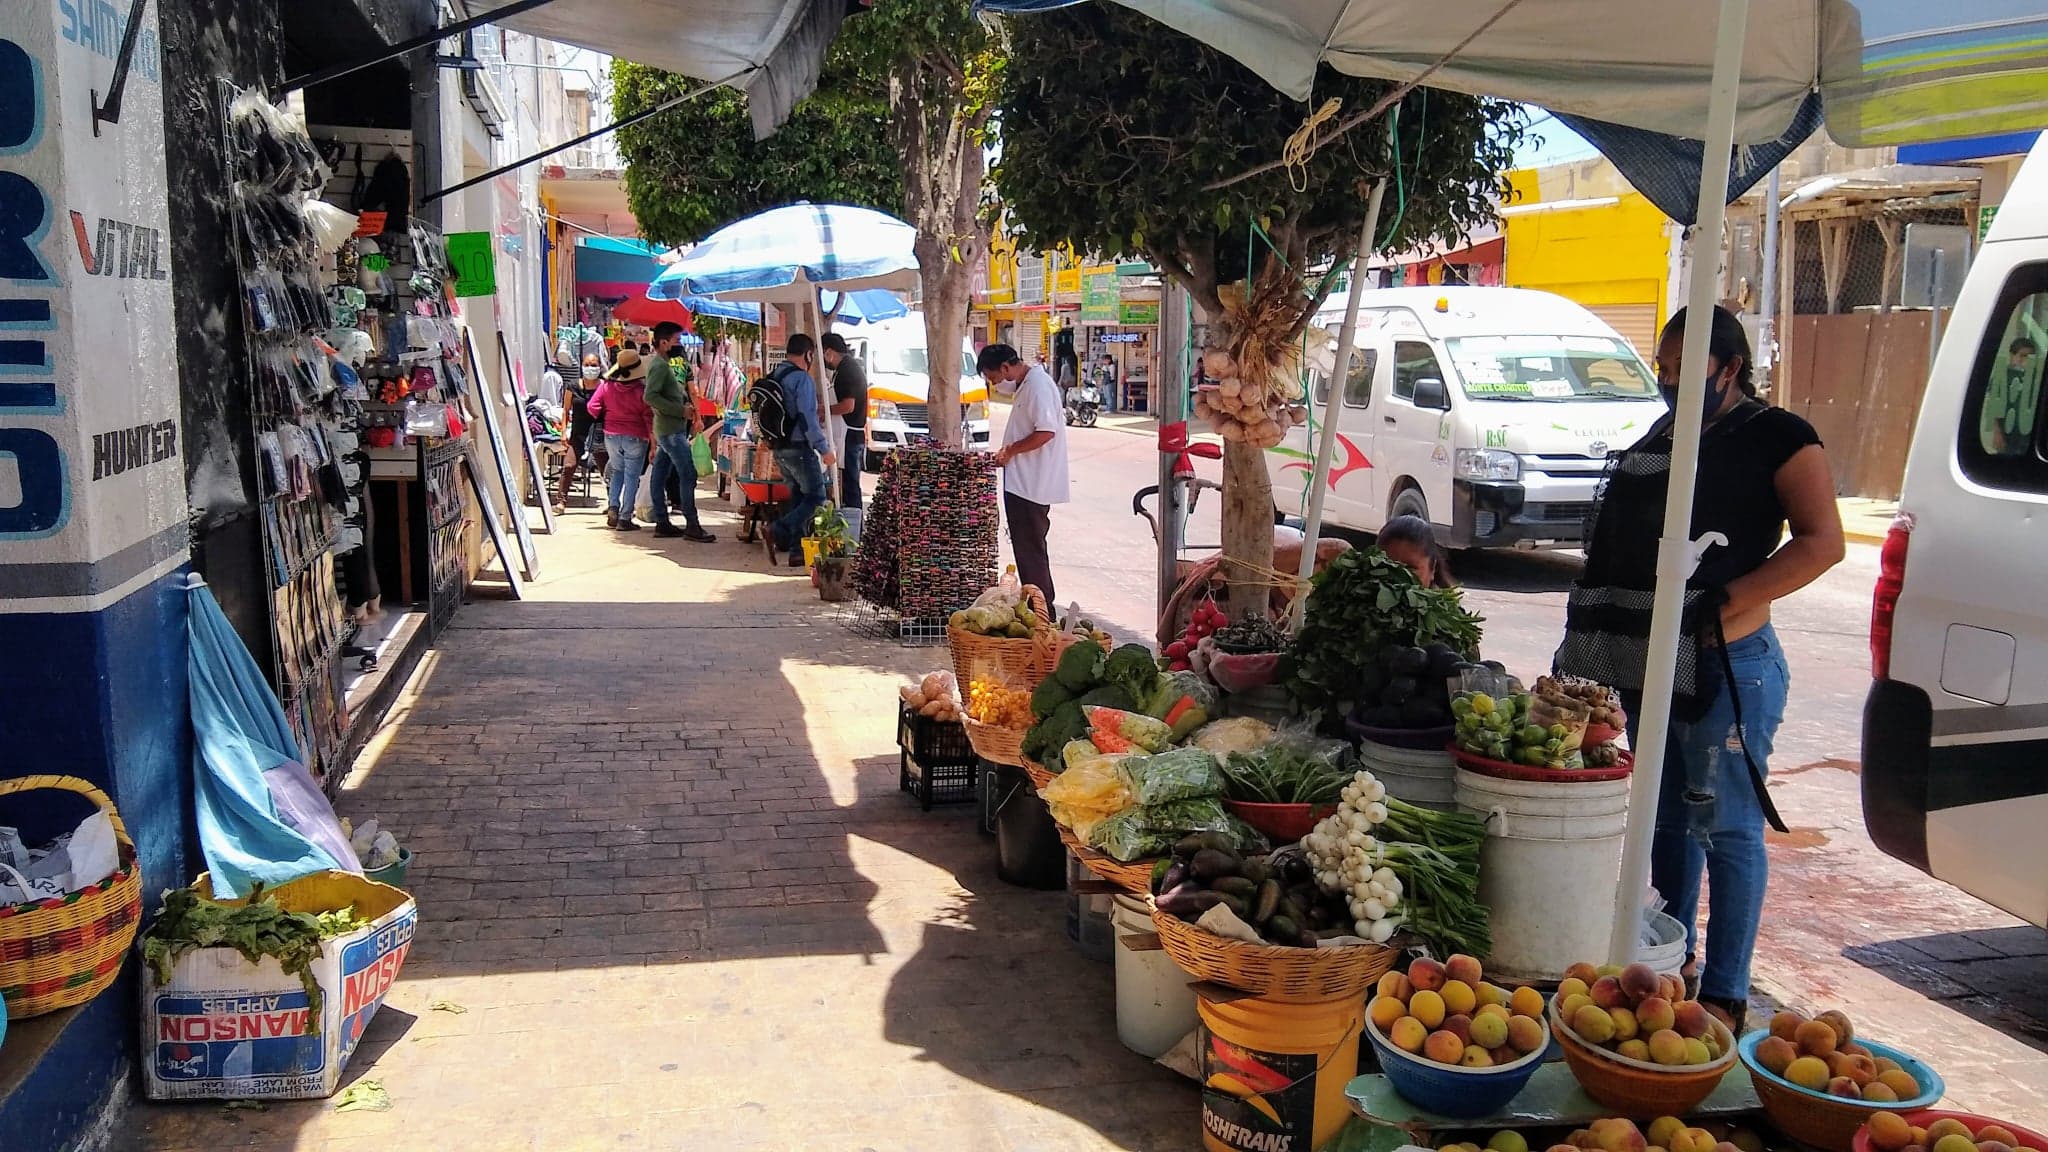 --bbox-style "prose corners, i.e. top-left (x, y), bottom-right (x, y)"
top-left (1445, 335), bottom-right (1660, 402)
top-left (871, 344), bottom-right (977, 378)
